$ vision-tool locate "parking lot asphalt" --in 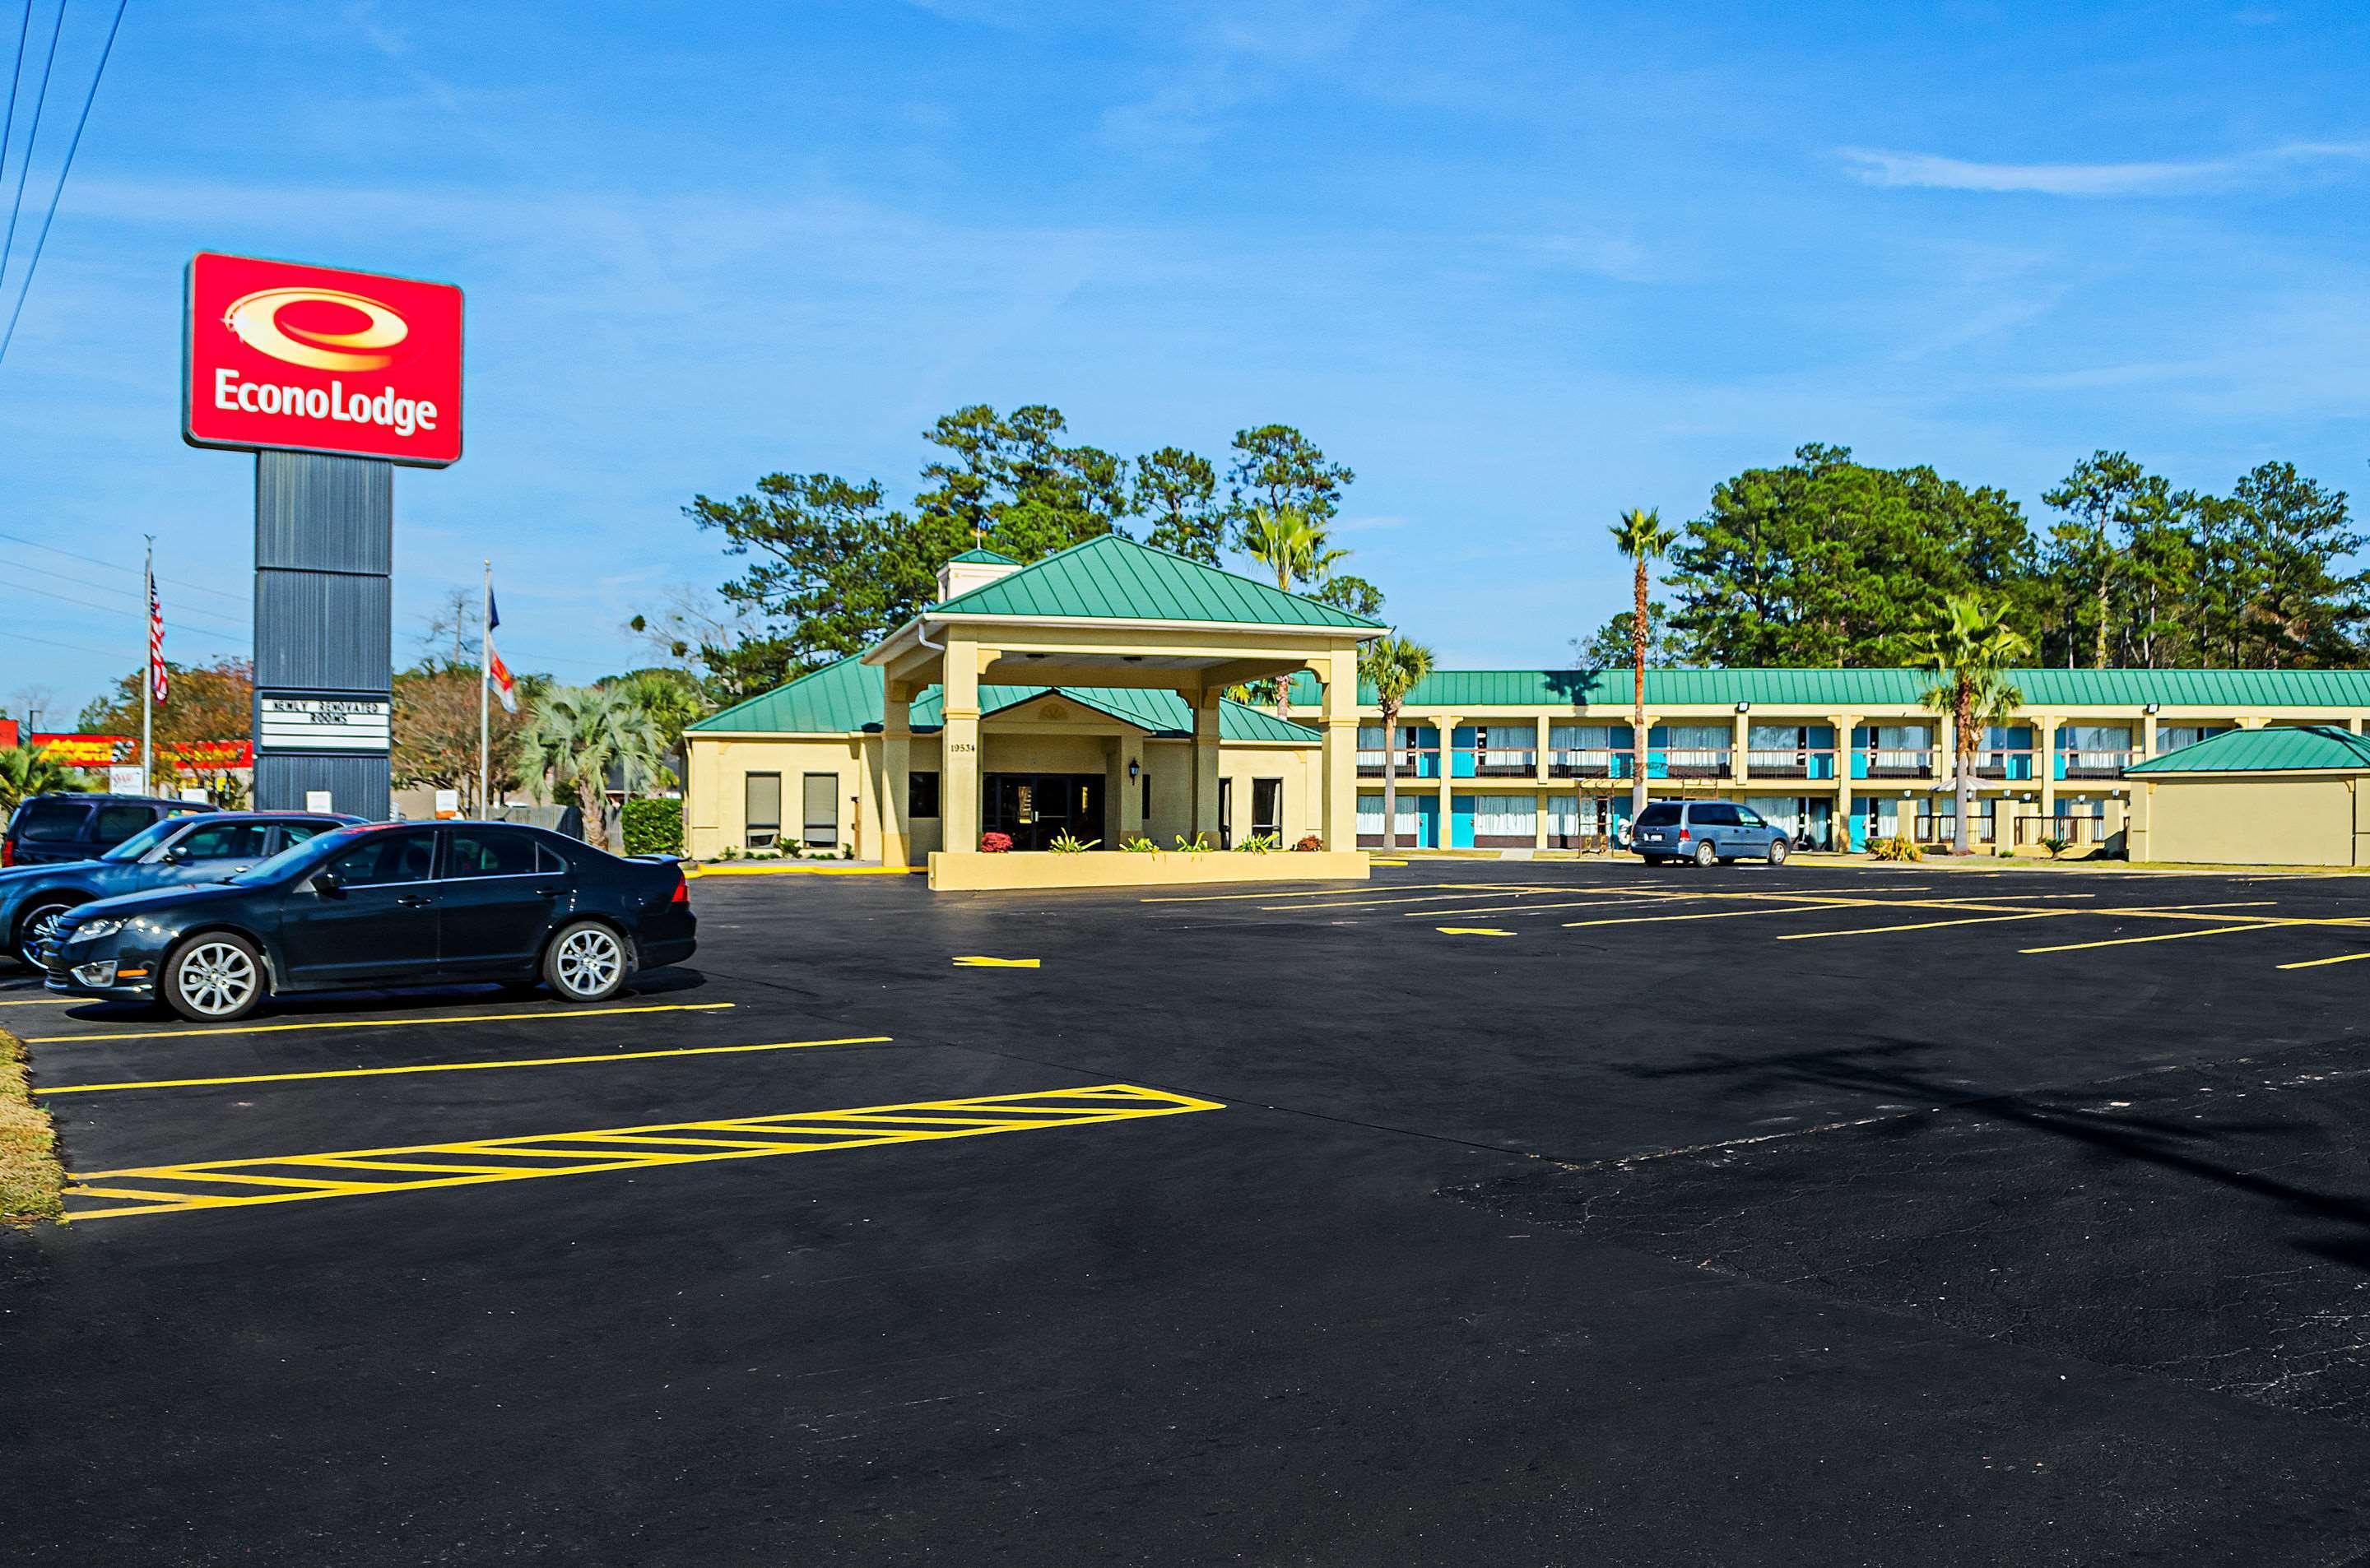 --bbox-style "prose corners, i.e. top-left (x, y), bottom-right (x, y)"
top-left (7, 858), bottom-right (2370, 1565)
